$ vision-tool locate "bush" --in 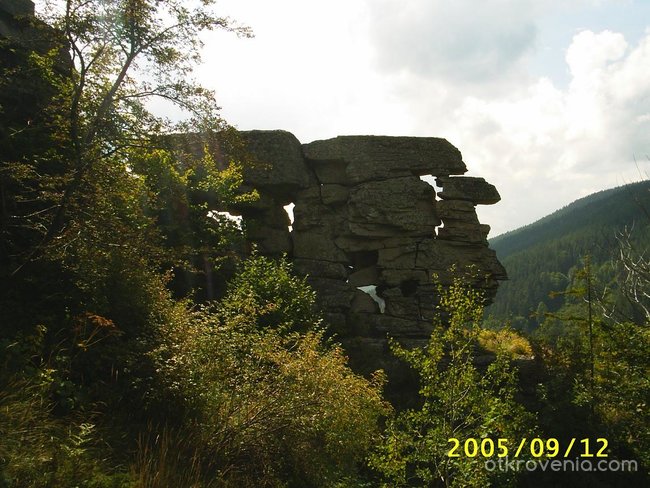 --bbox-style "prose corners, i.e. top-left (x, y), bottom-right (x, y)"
top-left (370, 277), bottom-right (535, 487)
top-left (143, 255), bottom-right (390, 486)
top-left (478, 328), bottom-right (533, 358)
top-left (219, 254), bottom-right (321, 334)
top-left (0, 379), bottom-right (130, 488)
